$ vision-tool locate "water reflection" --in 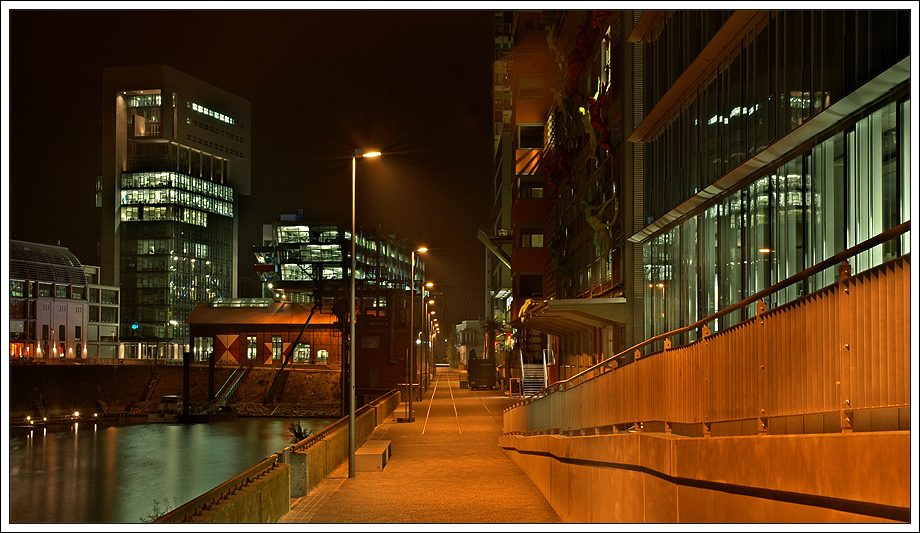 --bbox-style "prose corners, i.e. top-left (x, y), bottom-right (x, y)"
top-left (8, 417), bottom-right (336, 523)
